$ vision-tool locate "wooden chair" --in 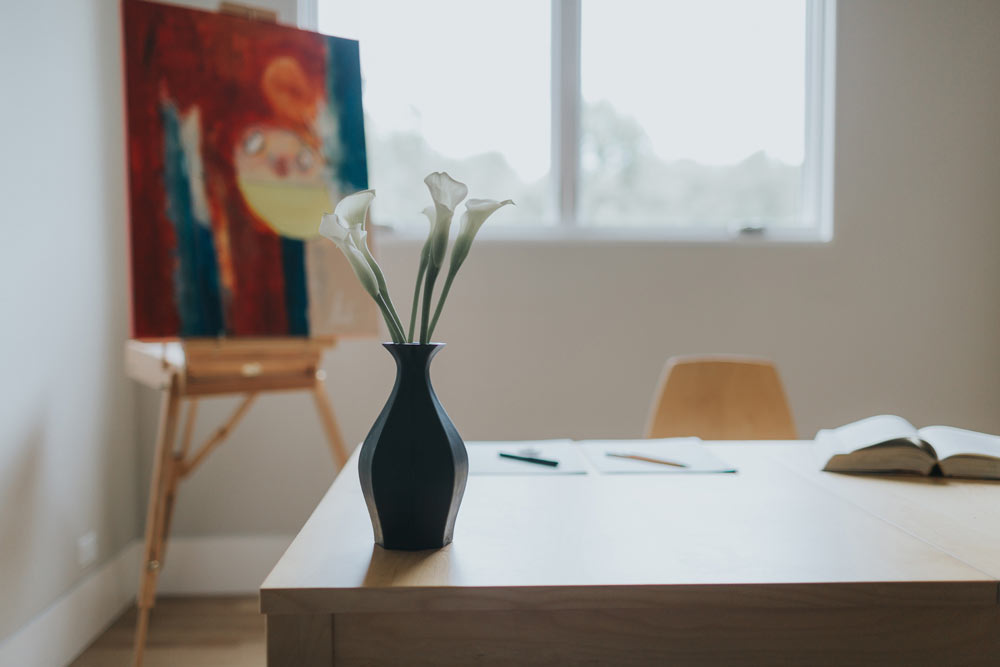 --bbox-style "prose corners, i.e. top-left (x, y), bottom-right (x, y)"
top-left (645, 355), bottom-right (797, 440)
